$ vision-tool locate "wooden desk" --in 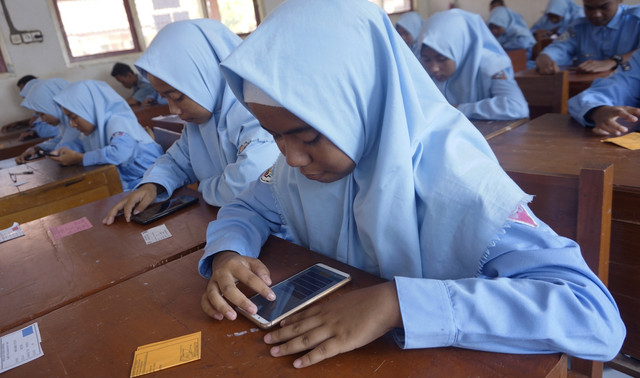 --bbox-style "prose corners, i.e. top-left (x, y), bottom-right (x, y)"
top-left (151, 113), bottom-right (185, 133)
top-left (515, 67), bottom-right (613, 100)
top-left (0, 132), bottom-right (47, 160)
top-left (488, 113), bottom-right (640, 360)
top-left (471, 118), bottom-right (528, 140)
top-left (506, 48), bottom-right (528, 72)
top-left (0, 238), bottom-right (567, 377)
top-left (0, 159), bottom-right (122, 228)
top-left (0, 187), bottom-right (218, 334)
top-left (0, 118), bottom-right (31, 136)
top-left (131, 104), bottom-right (170, 128)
